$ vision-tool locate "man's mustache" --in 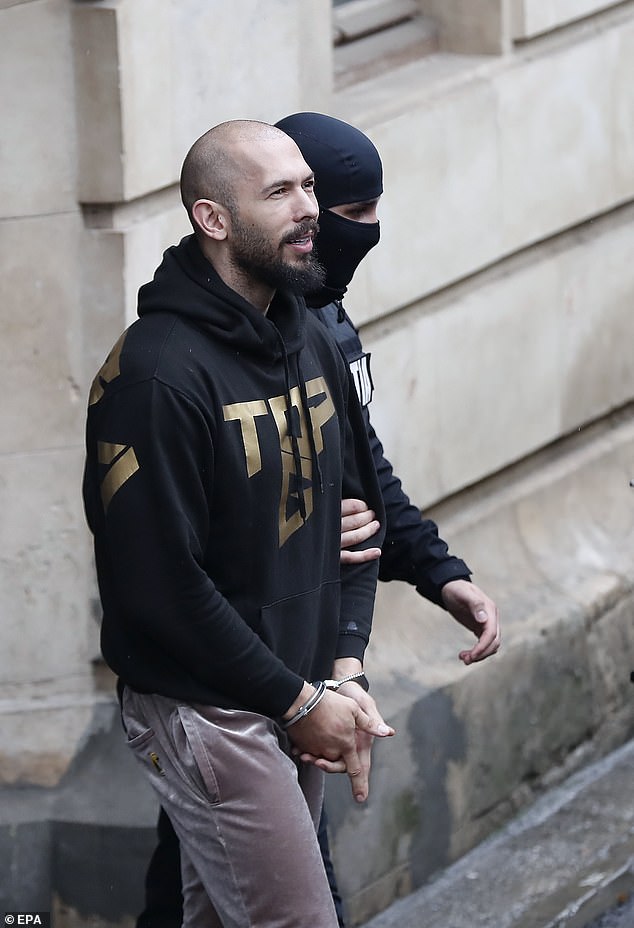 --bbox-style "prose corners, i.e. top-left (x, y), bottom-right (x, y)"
top-left (282, 220), bottom-right (320, 245)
